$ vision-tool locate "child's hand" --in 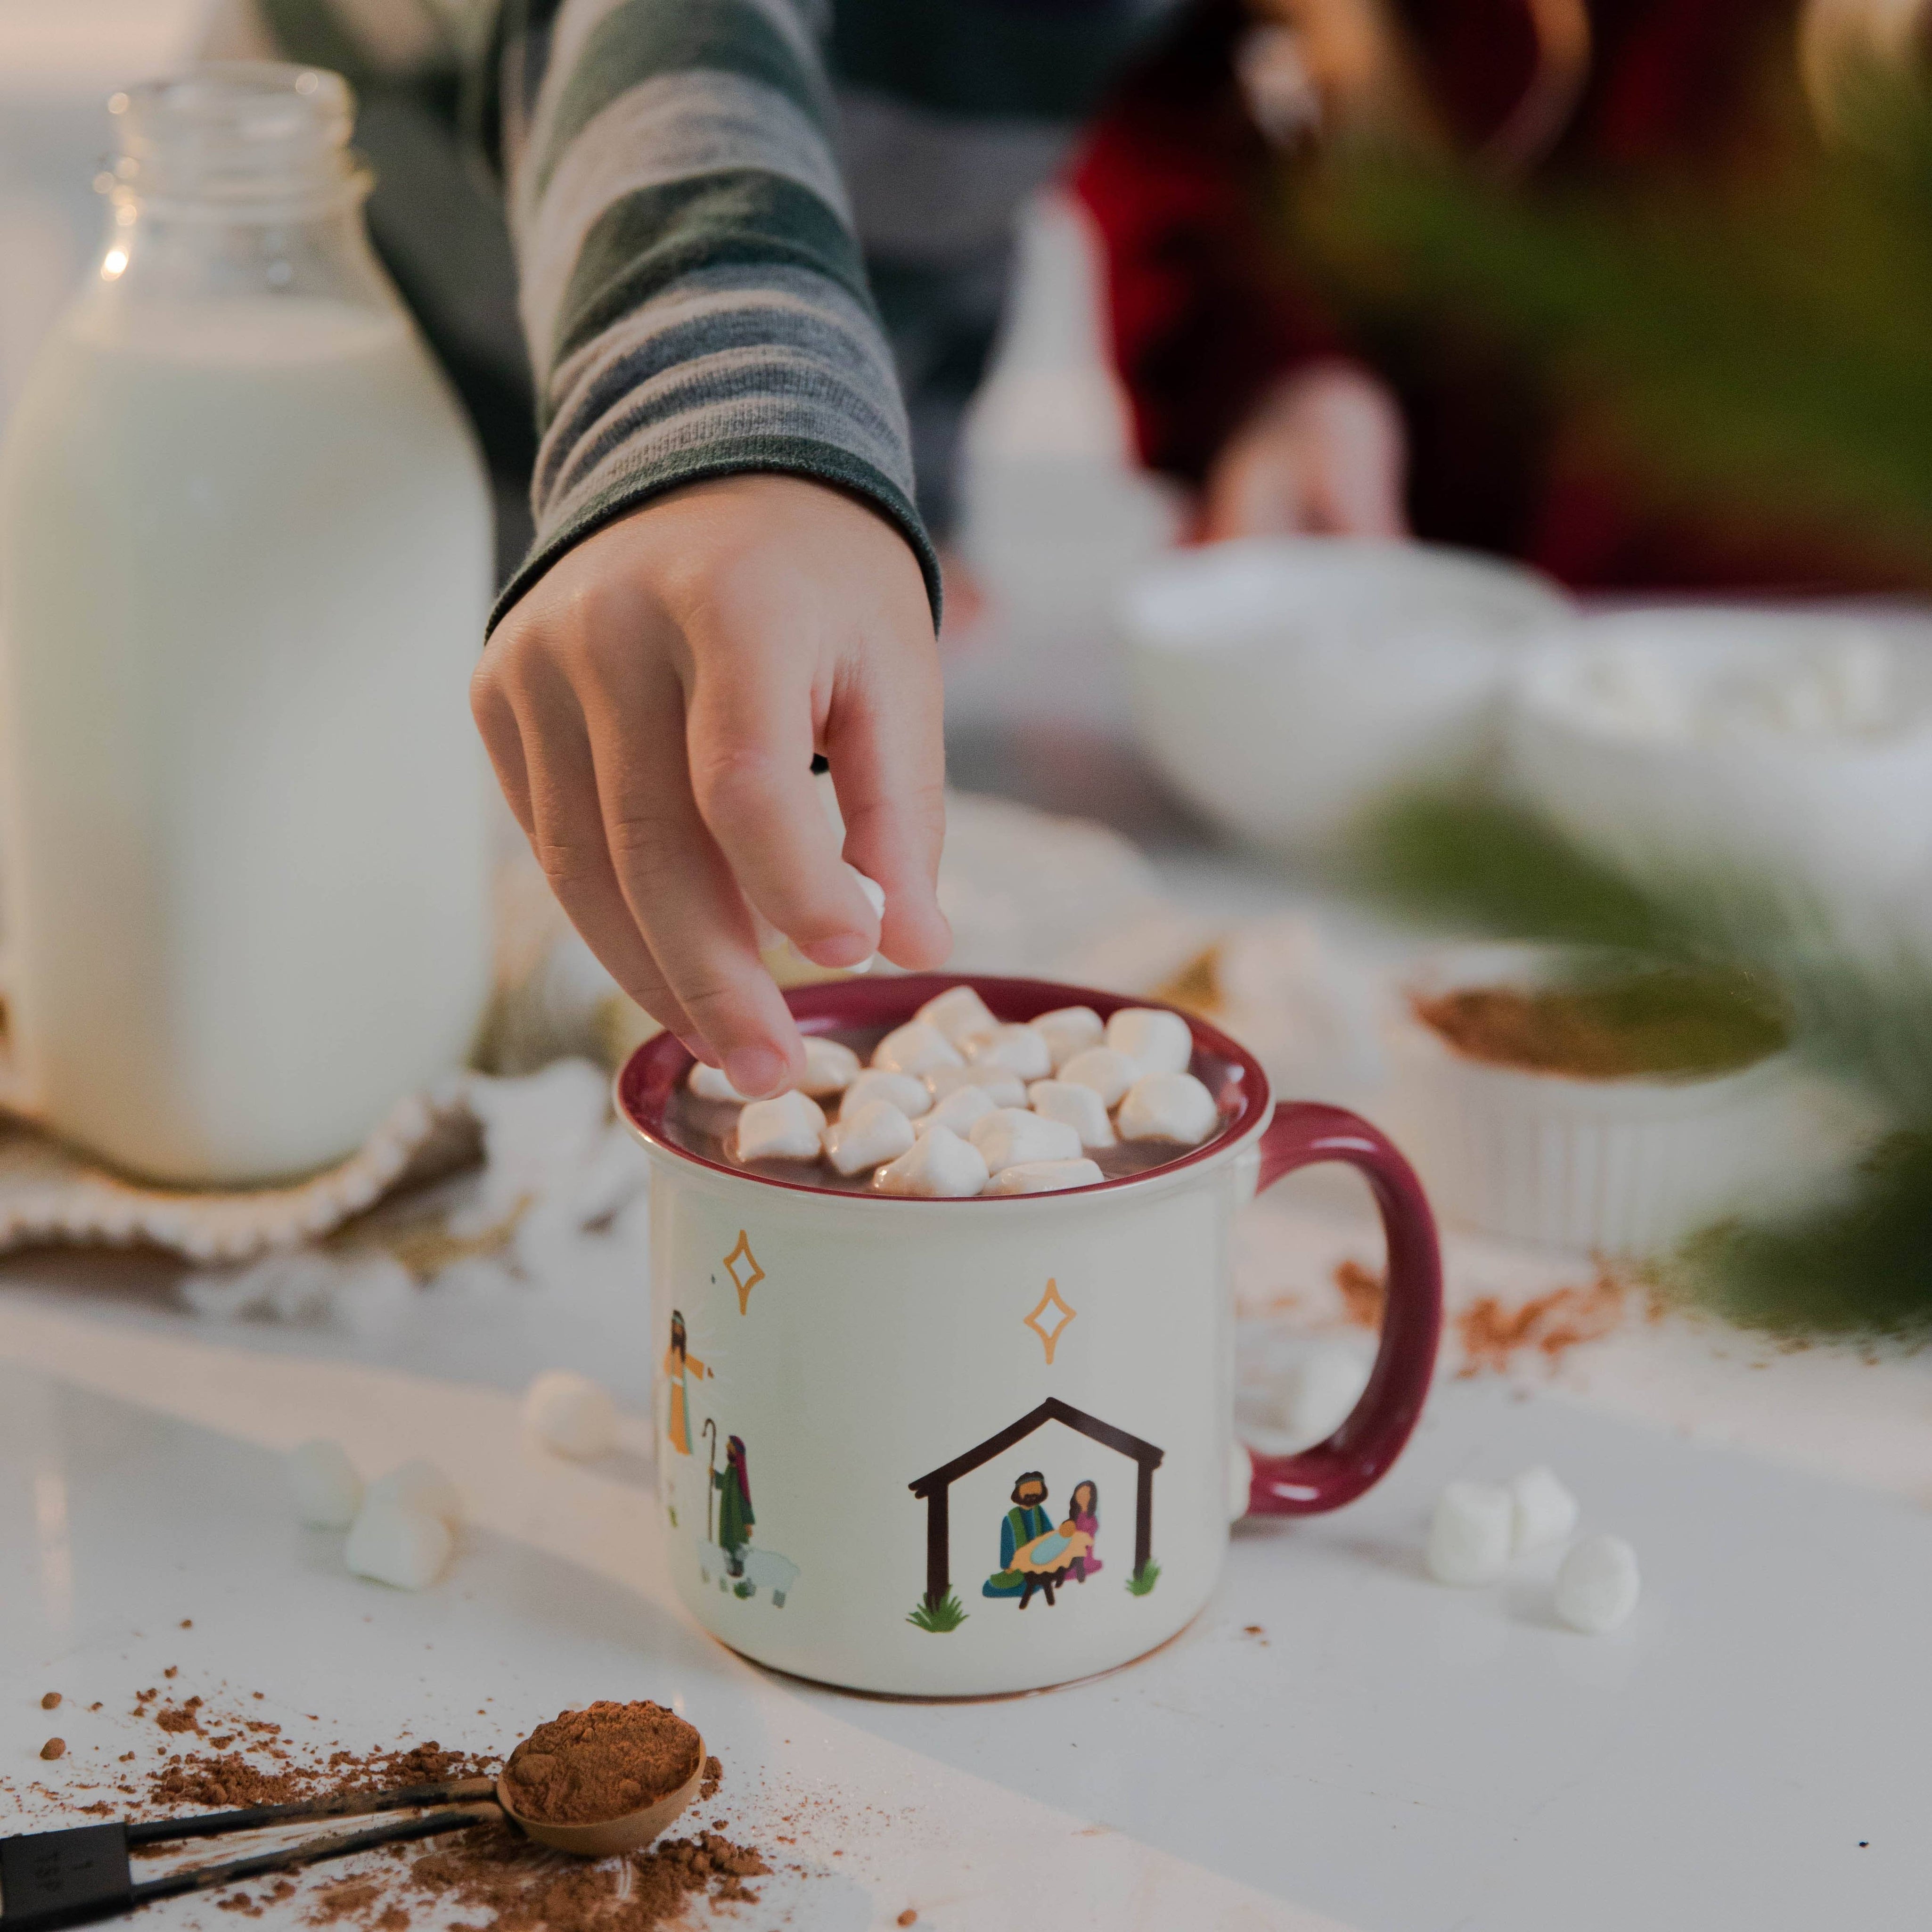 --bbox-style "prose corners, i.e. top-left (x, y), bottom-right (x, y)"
top-left (473, 474), bottom-right (950, 1097)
